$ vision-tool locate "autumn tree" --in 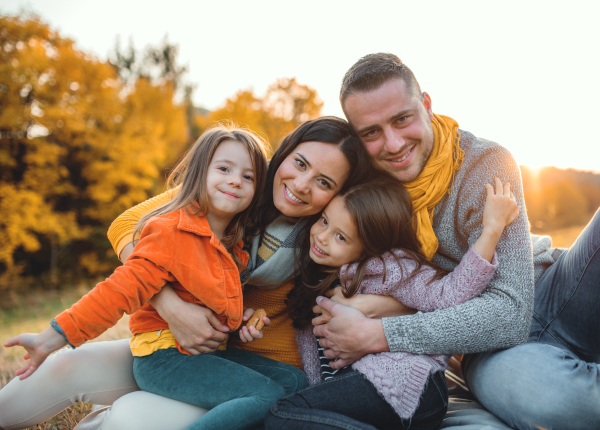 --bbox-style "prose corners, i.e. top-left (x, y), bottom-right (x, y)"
top-left (0, 14), bottom-right (189, 293)
top-left (197, 77), bottom-right (323, 153)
